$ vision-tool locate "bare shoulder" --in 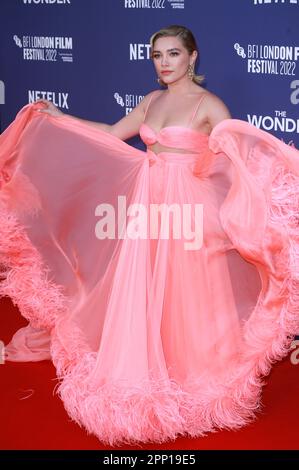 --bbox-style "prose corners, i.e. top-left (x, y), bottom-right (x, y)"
top-left (203, 91), bottom-right (231, 116)
top-left (202, 90), bottom-right (232, 127)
